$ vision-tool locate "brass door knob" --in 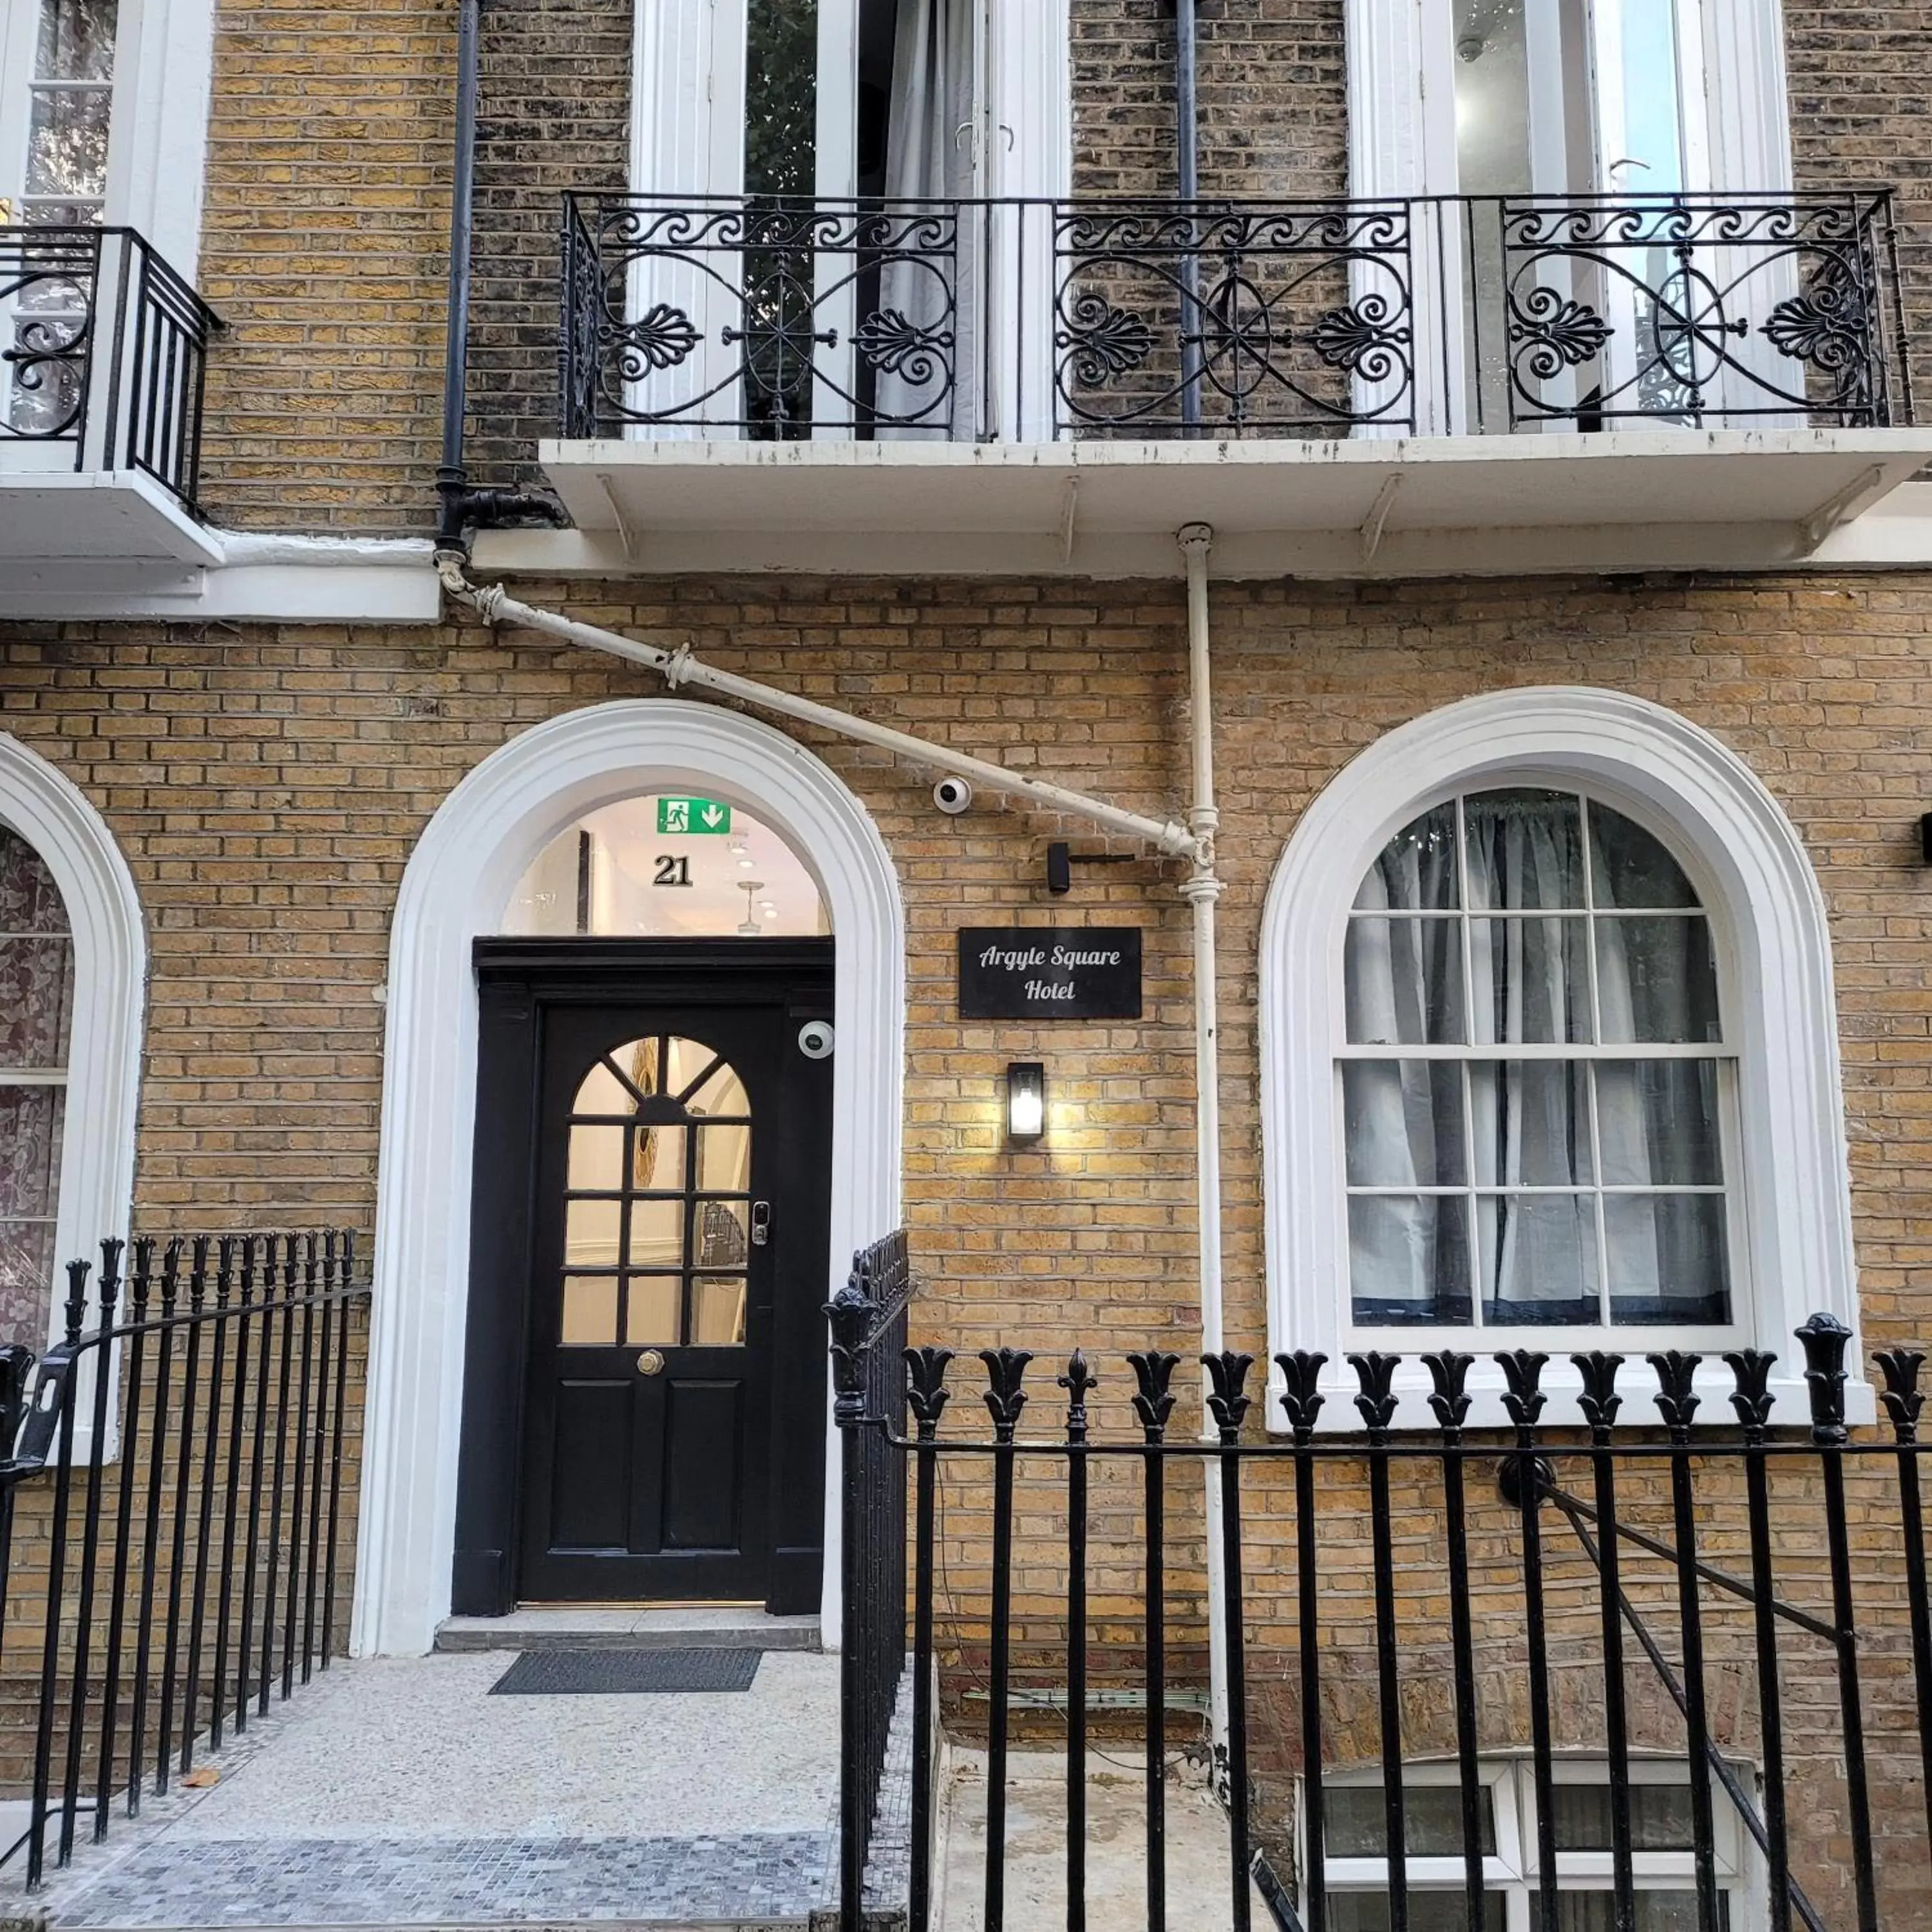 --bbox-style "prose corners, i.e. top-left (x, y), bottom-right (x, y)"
top-left (636, 1348), bottom-right (666, 1376)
